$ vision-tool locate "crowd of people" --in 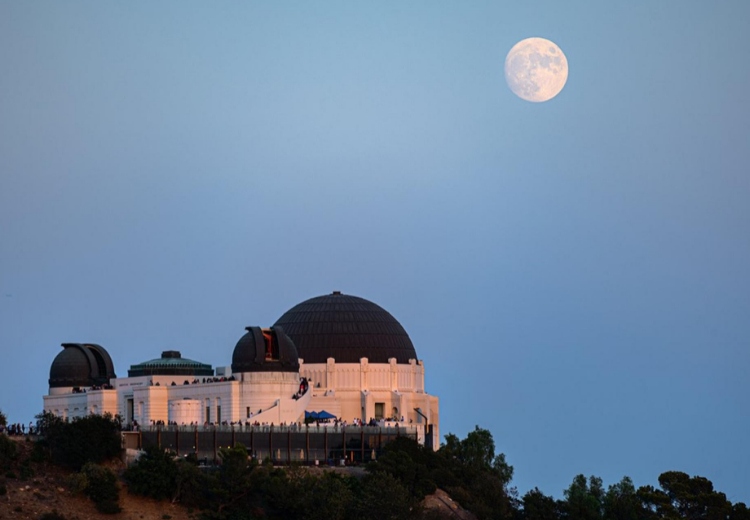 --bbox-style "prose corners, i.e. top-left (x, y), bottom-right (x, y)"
top-left (71, 383), bottom-right (114, 393)
top-left (152, 375), bottom-right (237, 387)
top-left (30, 376), bottom-right (413, 434)
top-left (0, 421), bottom-right (40, 436)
